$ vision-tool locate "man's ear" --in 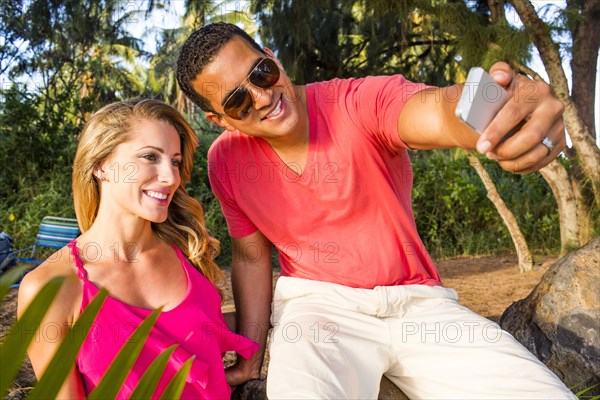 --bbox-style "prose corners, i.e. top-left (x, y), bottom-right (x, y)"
top-left (264, 48), bottom-right (280, 65)
top-left (205, 111), bottom-right (236, 131)
top-left (264, 48), bottom-right (287, 76)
